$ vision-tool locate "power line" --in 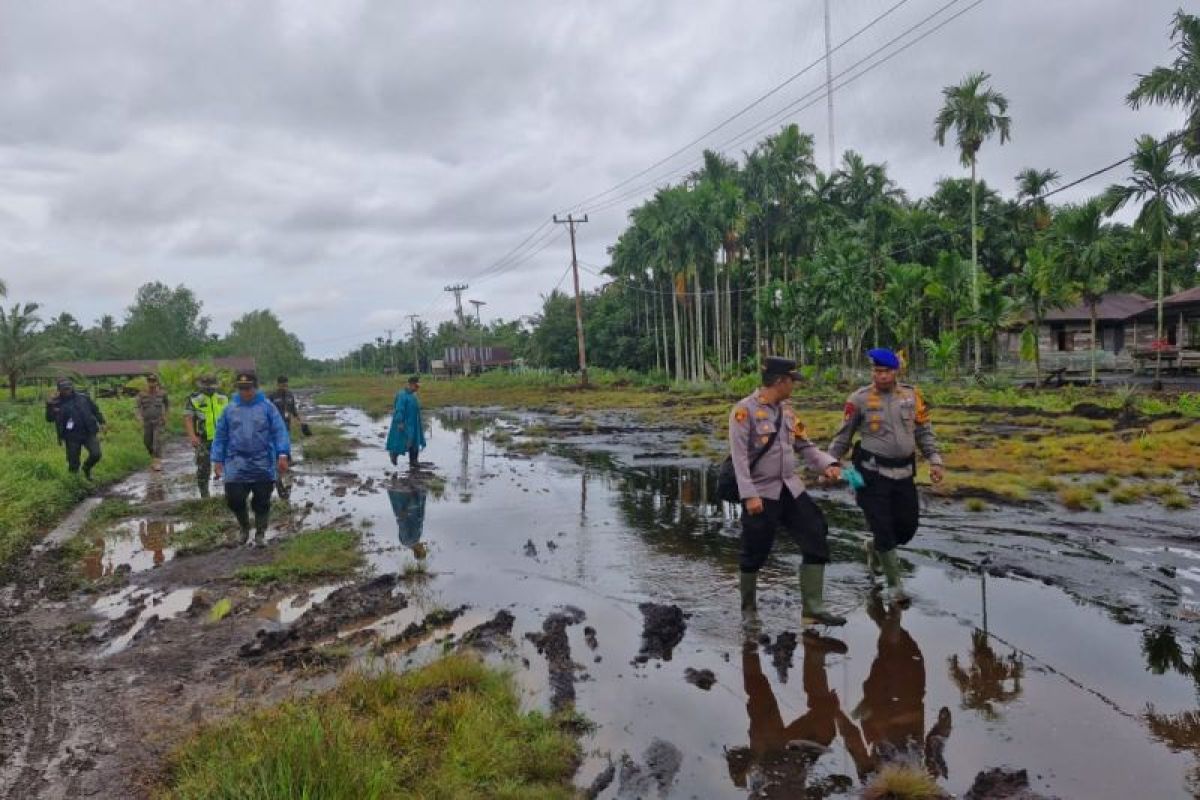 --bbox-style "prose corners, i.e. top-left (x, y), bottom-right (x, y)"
top-left (584, 0), bottom-right (984, 216)
top-left (559, 0), bottom-right (915, 216)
